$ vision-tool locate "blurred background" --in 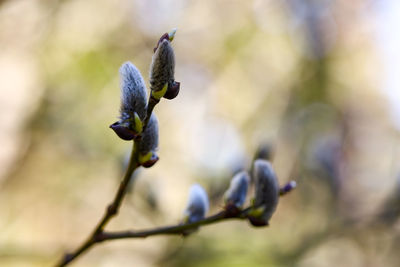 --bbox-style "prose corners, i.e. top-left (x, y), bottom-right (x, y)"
top-left (1, 0), bottom-right (400, 266)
